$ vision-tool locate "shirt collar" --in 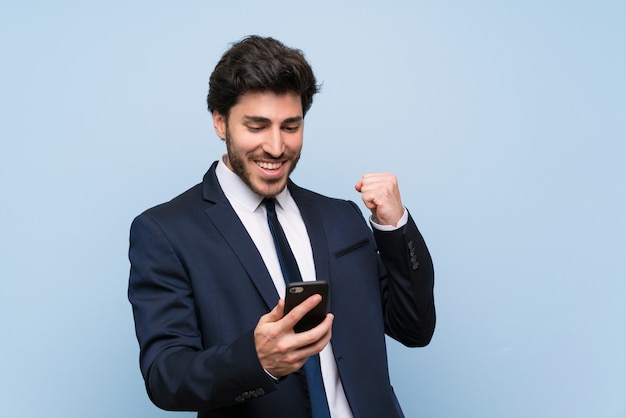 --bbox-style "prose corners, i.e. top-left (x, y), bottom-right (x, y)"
top-left (215, 155), bottom-right (291, 212)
